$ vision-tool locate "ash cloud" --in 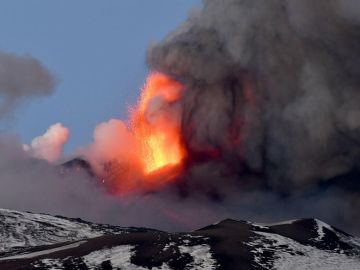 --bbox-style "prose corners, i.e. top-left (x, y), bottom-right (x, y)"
top-left (0, 136), bottom-right (357, 233)
top-left (0, 51), bottom-right (55, 118)
top-left (145, 0), bottom-right (360, 233)
top-left (148, 0), bottom-right (360, 190)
